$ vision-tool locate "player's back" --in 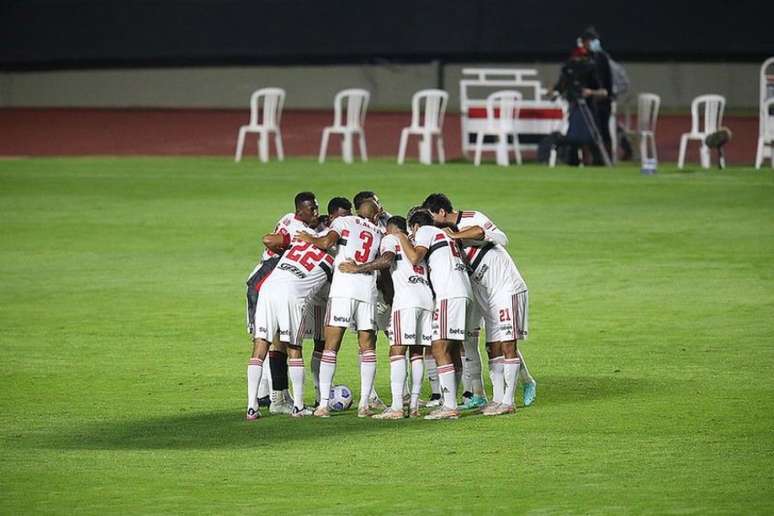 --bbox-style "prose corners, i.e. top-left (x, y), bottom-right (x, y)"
top-left (381, 233), bottom-right (433, 311)
top-left (329, 215), bottom-right (383, 303)
top-left (268, 234), bottom-right (334, 299)
top-left (456, 210), bottom-right (526, 293)
top-left (414, 225), bottom-right (471, 300)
